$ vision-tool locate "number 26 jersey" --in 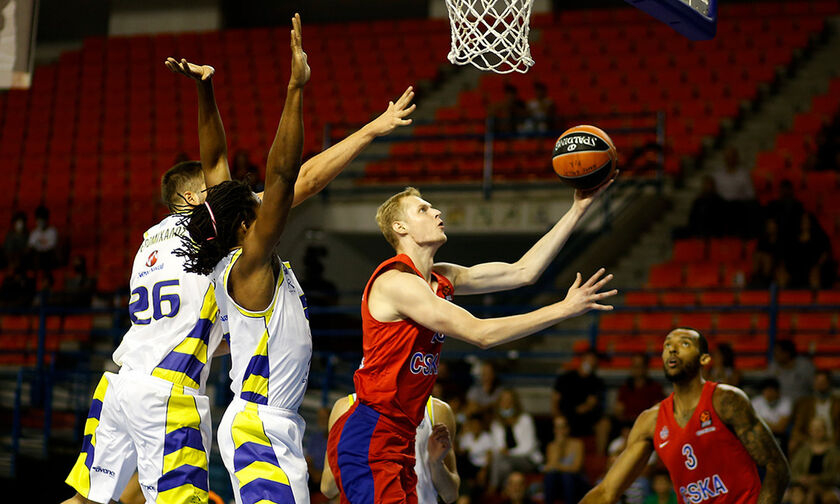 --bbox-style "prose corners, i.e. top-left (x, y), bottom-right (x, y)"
top-left (112, 214), bottom-right (223, 393)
